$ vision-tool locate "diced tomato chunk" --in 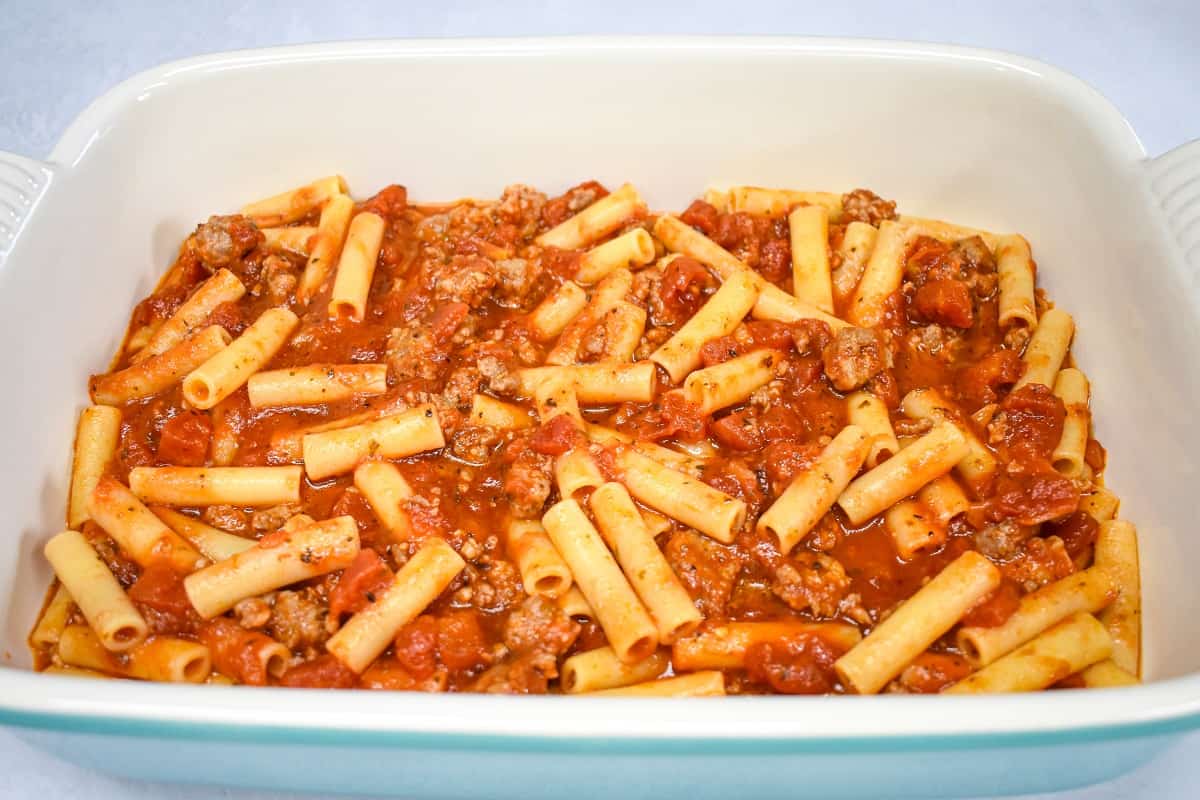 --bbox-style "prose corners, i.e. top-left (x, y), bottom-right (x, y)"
top-left (394, 615), bottom-right (440, 679)
top-left (279, 654), bottom-right (357, 688)
top-left (529, 414), bottom-right (584, 456)
top-left (762, 441), bottom-right (822, 494)
top-left (701, 459), bottom-right (765, 510)
top-left (911, 278), bottom-right (975, 328)
top-left (745, 321), bottom-right (796, 352)
top-left (679, 199), bottom-right (719, 236)
top-left (621, 392), bottom-right (705, 443)
top-left (999, 384), bottom-right (1067, 465)
top-left (131, 285), bottom-right (189, 330)
top-left (898, 652), bottom-right (974, 693)
top-left (129, 563), bottom-right (194, 620)
top-left (436, 610), bottom-right (490, 672)
top-left (1044, 511), bottom-right (1100, 559)
top-left (989, 471), bottom-right (1079, 526)
top-left (744, 634), bottom-right (841, 694)
top-left (329, 550), bottom-right (394, 620)
top-left (699, 335), bottom-right (742, 367)
top-left (759, 406), bottom-right (807, 442)
top-left (701, 321), bottom-right (797, 367)
top-left (542, 248), bottom-right (582, 278)
top-left (360, 184), bottom-right (408, 219)
top-left (708, 410), bottom-right (763, 451)
top-left (956, 348), bottom-right (1022, 407)
top-left (713, 212), bottom-right (756, 252)
top-left (961, 580), bottom-right (1022, 628)
top-left (657, 257), bottom-right (711, 324)
top-left (199, 617), bottom-right (283, 686)
top-left (207, 301), bottom-right (246, 336)
top-left (157, 411), bottom-right (212, 466)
